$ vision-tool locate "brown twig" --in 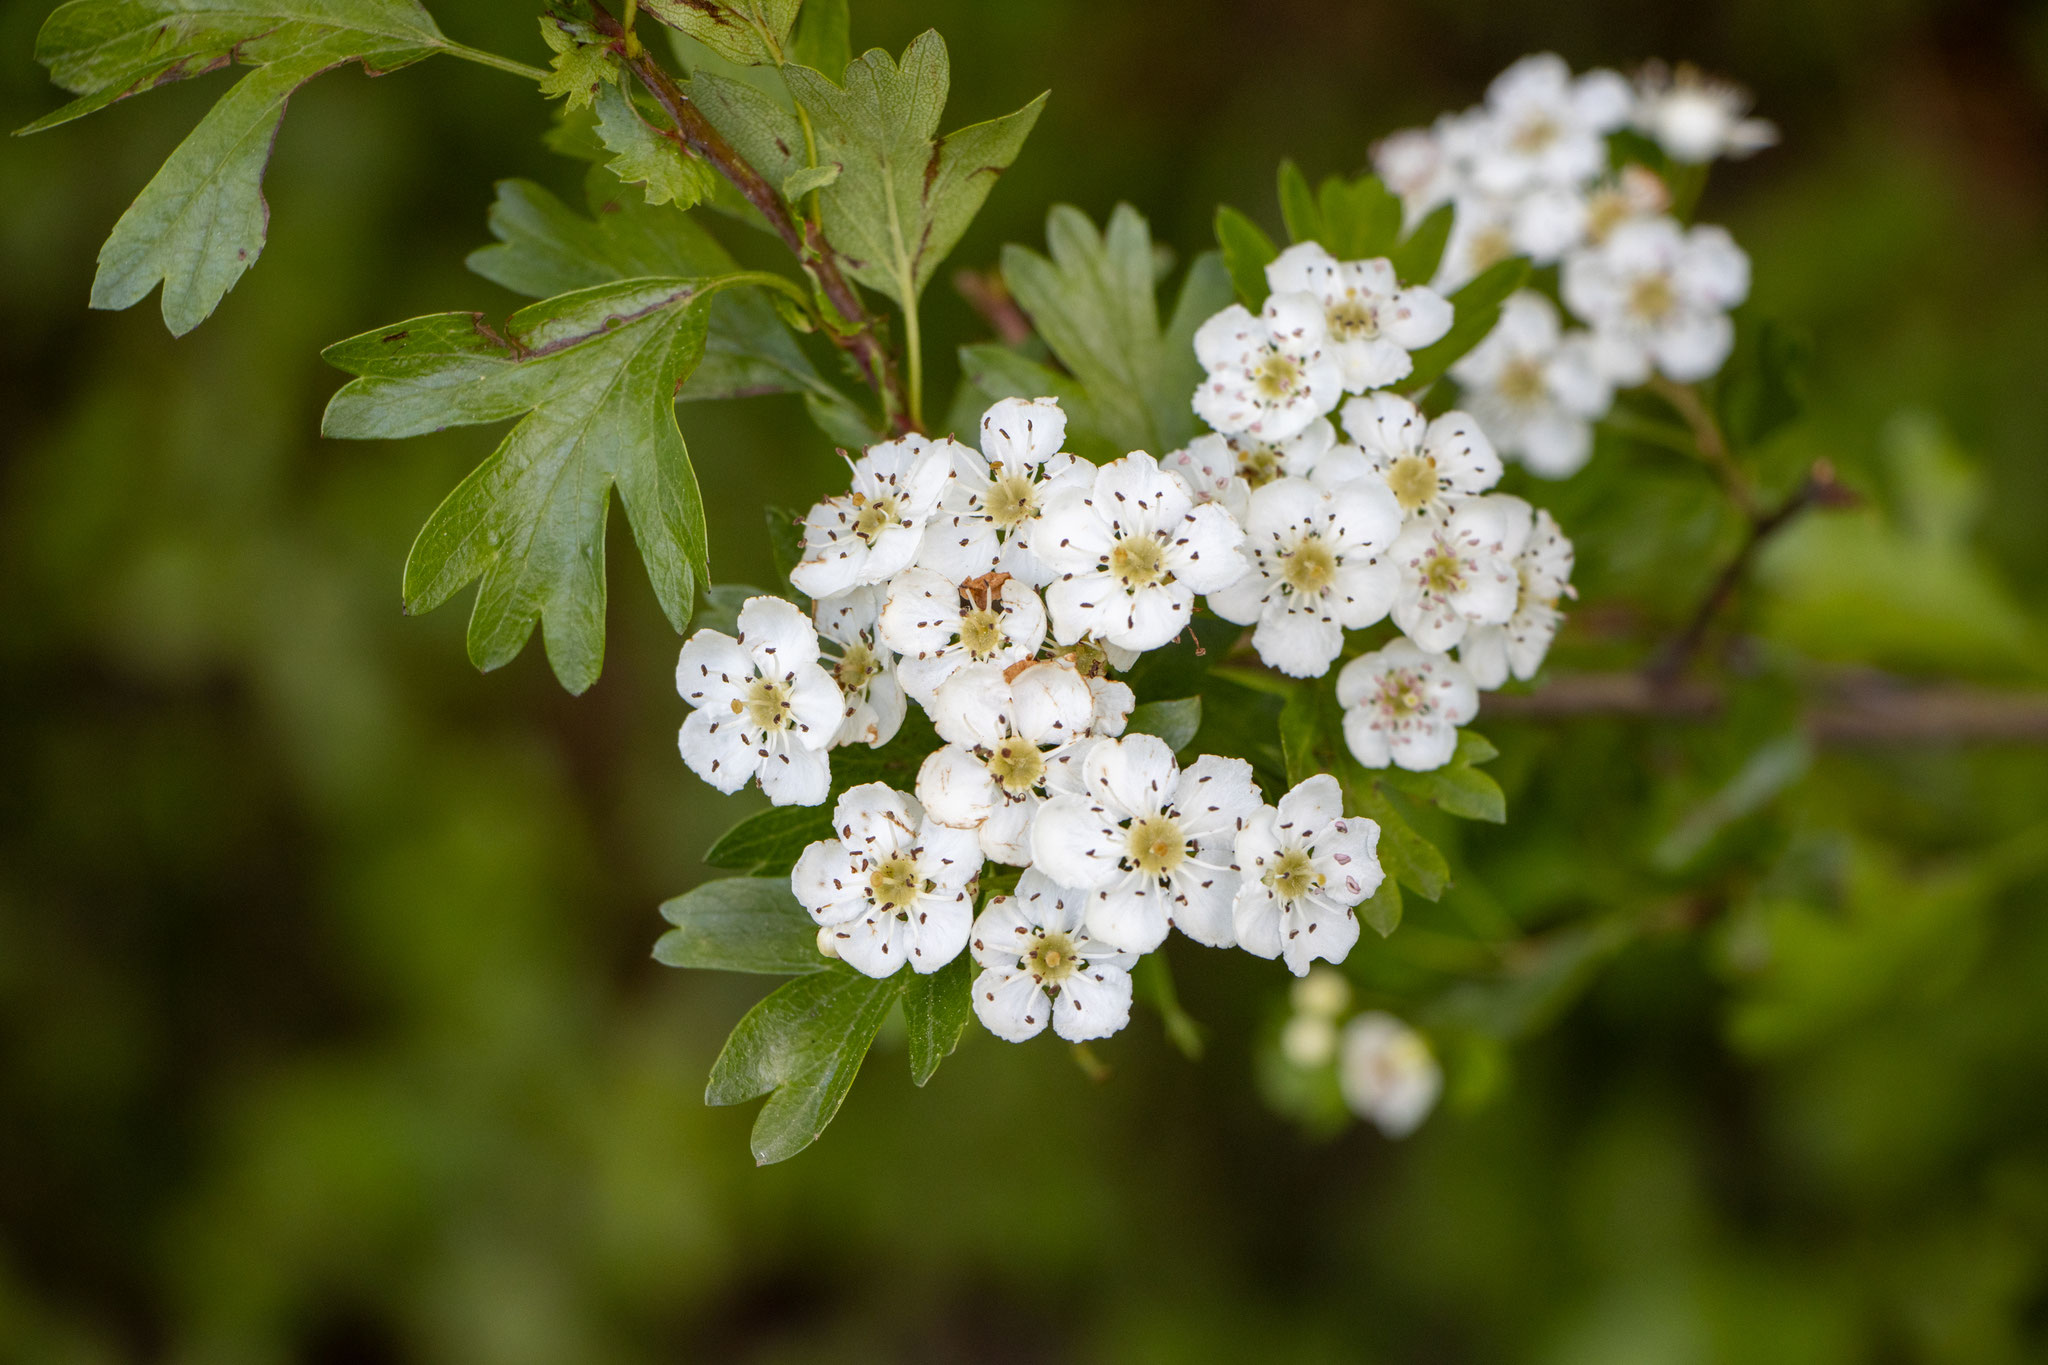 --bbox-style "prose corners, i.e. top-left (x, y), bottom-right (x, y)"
top-left (954, 267), bottom-right (1034, 346)
top-left (587, 2), bottom-right (913, 433)
top-left (1648, 374), bottom-right (1756, 517)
